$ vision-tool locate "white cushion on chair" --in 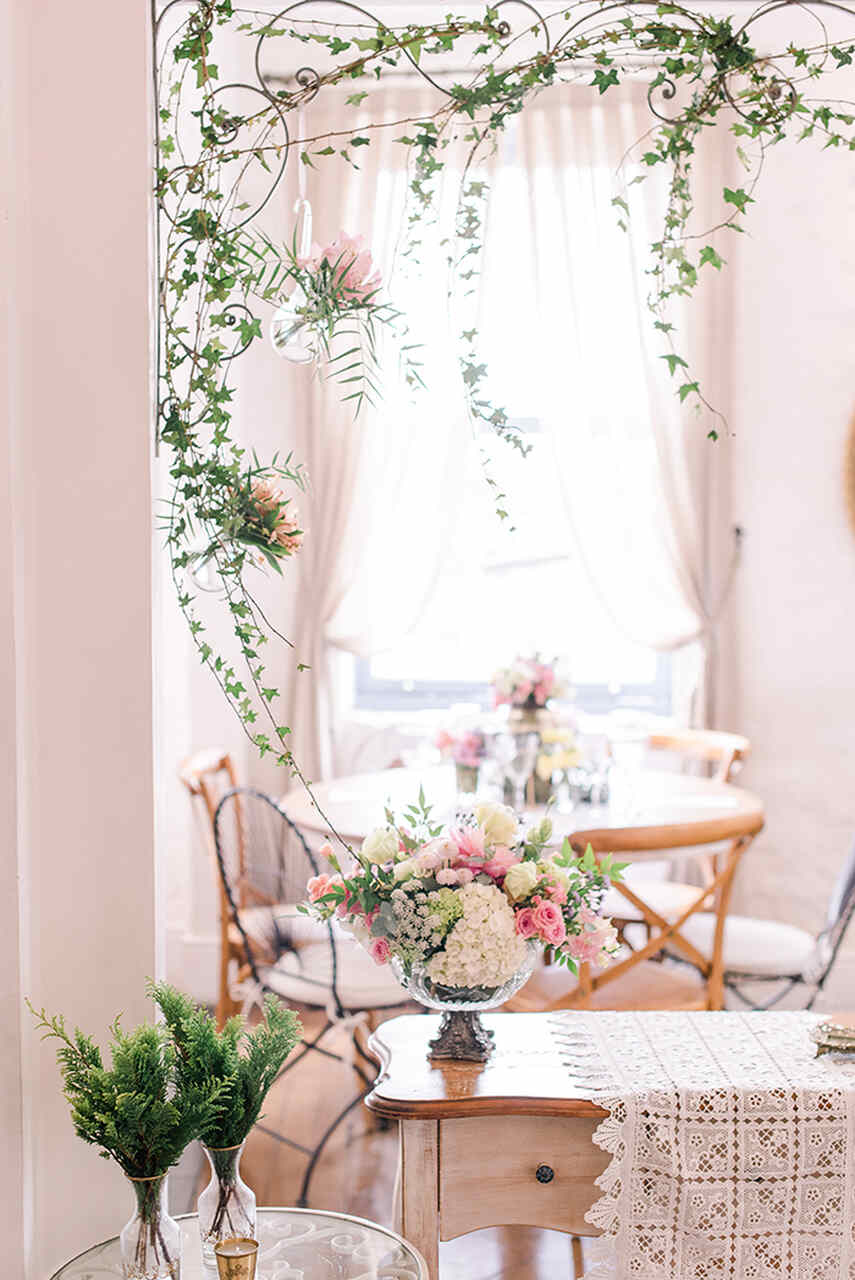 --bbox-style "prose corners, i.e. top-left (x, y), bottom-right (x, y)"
top-left (259, 938), bottom-right (408, 1010)
top-left (602, 880), bottom-right (707, 923)
top-left (238, 904), bottom-right (328, 949)
top-left (676, 912), bottom-right (817, 978)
